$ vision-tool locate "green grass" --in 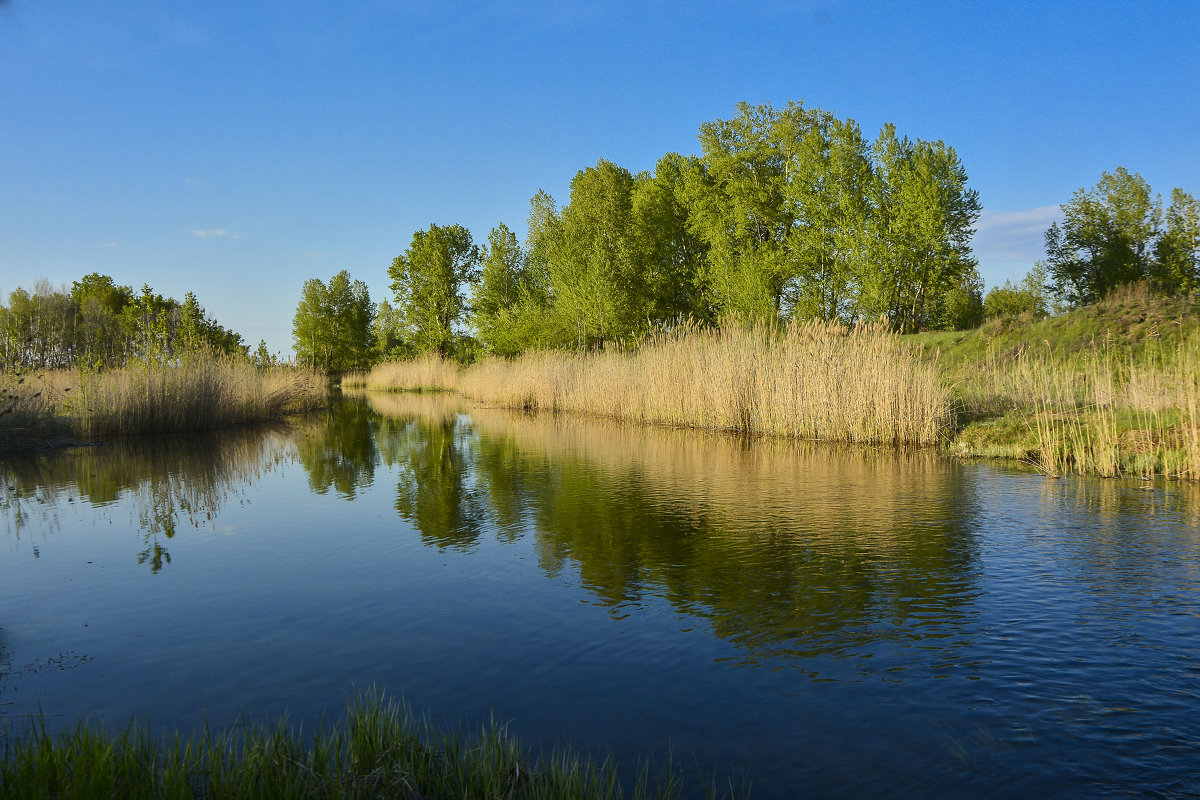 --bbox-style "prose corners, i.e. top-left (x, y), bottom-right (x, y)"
top-left (0, 692), bottom-right (746, 800)
top-left (912, 283), bottom-right (1200, 478)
